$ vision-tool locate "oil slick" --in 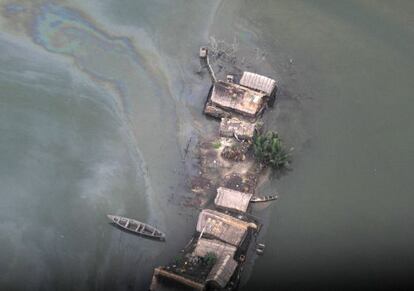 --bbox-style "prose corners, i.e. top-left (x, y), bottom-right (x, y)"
top-left (0, 0), bottom-right (184, 229)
